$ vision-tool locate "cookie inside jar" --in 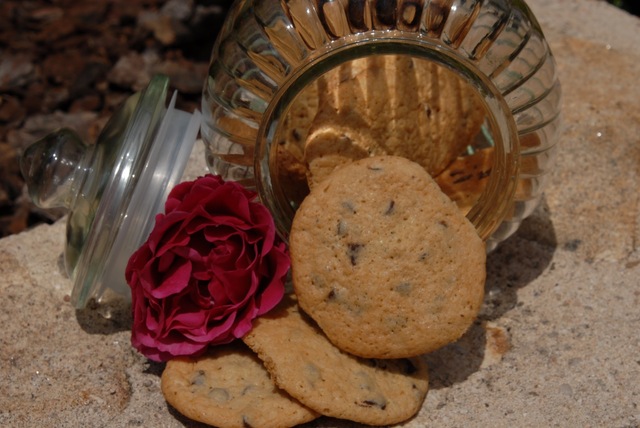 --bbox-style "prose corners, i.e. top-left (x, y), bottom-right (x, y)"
top-left (272, 54), bottom-right (496, 216)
